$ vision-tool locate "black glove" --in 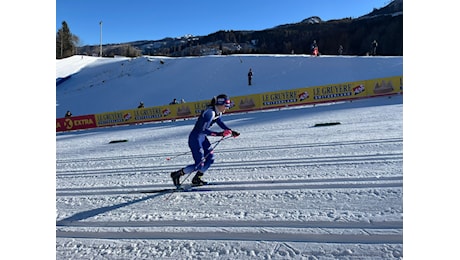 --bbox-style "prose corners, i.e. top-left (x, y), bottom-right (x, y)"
top-left (231, 130), bottom-right (240, 137)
